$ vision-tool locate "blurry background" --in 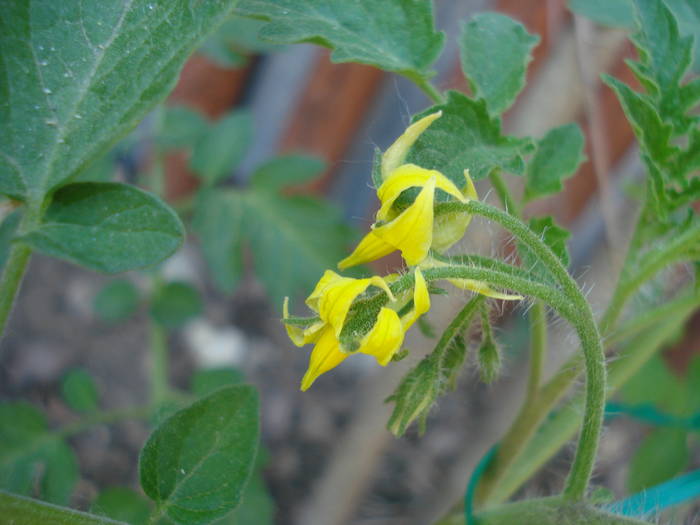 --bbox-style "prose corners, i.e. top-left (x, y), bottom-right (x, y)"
top-left (1, 0), bottom-right (699, 524)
